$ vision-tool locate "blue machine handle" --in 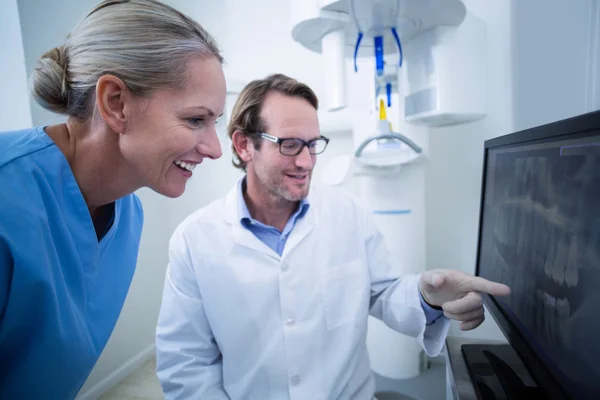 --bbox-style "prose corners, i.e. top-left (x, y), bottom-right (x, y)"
top-left (353, 32), bottom-right (363, 72)
top-left (391, 27), bottom-right (403, 67)
top-left (374, 35), bottom-right (384, 76)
